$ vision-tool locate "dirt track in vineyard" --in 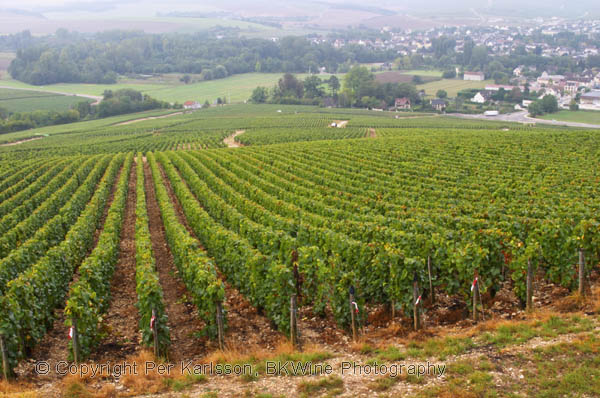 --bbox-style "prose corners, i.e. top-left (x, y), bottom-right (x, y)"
top-left (142, 158), bottom-right (208, 362)
top-left (91, 161), bottom-right (140, 363)
top-left (25, 160), bottom-right (125, 380)
top-left (156, 159), bottom-right (284, 351)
